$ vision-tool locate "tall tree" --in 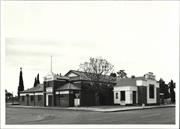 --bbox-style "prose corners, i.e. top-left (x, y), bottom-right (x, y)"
top-left (168, 80), bottom-right (175, 103)
top-left (17, 67), bottom-right (24, 99)
top-left (33, 77), bottom-right (37, 87)
top-left (117, 70), bottom-right (127, 78)
top-left (79, 57), bottom-right (115, 105)
top-left (36, 73), bottom-right (40, 84)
